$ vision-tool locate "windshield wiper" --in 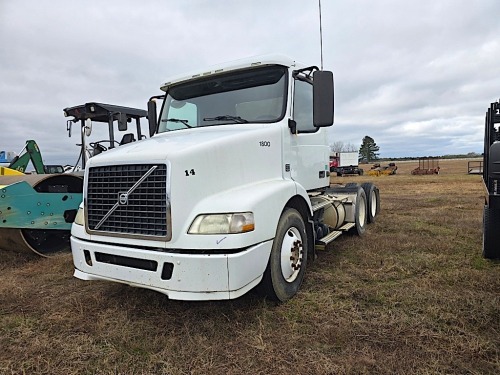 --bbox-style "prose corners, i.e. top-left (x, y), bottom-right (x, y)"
top-left (161, 118), bottom-right (193, 128)
top-left (203, 115), bottom-right (248, 124)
